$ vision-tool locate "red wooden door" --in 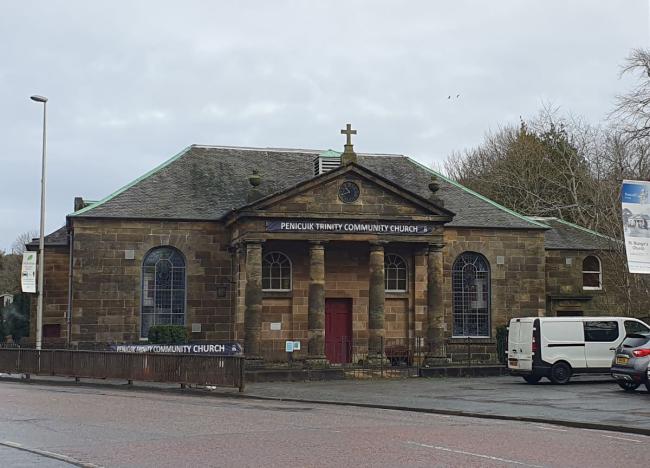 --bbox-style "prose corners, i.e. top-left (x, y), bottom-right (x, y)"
top-left (325, 299), bottom-right (352, 364)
